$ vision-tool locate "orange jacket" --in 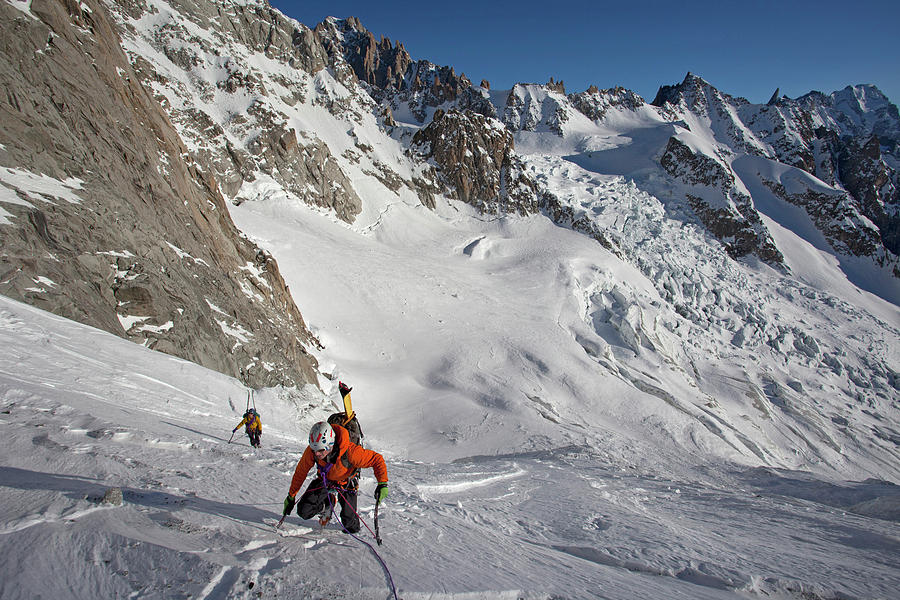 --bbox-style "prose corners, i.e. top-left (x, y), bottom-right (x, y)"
top-left (288, 424), bottom-right (388, 497)
top-left (236, 413), bottom-right (261, 434)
